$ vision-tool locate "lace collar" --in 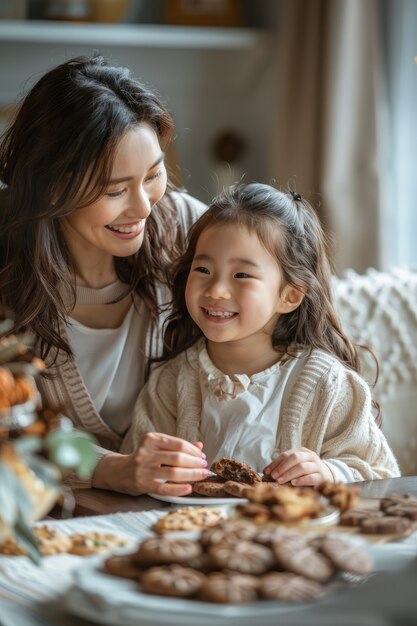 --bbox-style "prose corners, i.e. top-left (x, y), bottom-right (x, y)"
top-left (198, 344), bottom-right (284, 401)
